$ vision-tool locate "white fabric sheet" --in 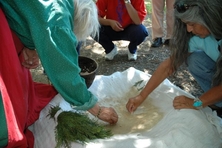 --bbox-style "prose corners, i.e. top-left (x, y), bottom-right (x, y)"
top-left (30, 67), bottom-right (222, 148)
